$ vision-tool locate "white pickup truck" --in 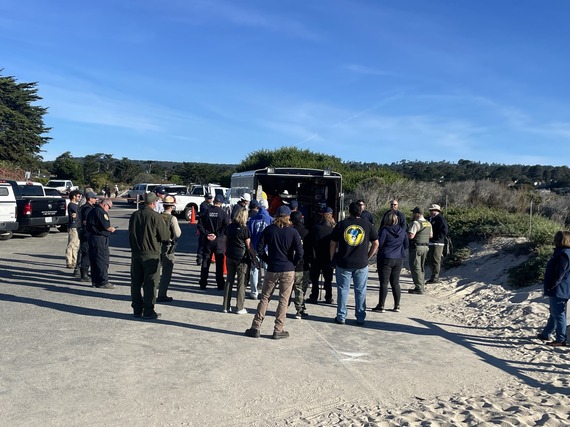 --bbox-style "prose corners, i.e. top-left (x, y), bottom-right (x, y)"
top-left (0, 180), bottom-right (19, 240)
top-left (45, 179), bottom-right (79, 195)
top-left (162, 183), bottom-right (229, 221)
